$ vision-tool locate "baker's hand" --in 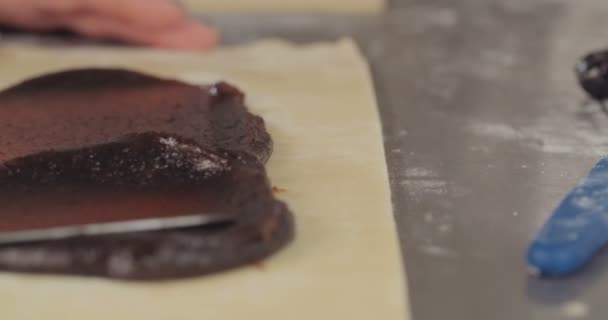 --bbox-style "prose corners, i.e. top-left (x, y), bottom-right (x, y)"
top-left (0, 0), bottom-right (217, 50)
